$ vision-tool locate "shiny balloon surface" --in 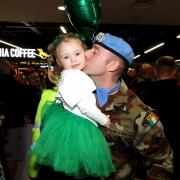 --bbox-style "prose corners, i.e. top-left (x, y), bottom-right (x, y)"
top-left (64, 0), bottom-right (101, 40)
